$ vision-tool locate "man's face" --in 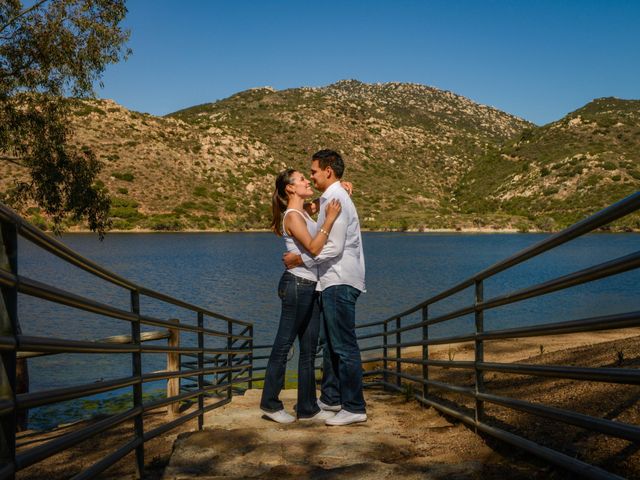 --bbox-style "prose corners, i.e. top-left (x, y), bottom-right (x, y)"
top-left (310, 159), bottom-right (330, 191)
